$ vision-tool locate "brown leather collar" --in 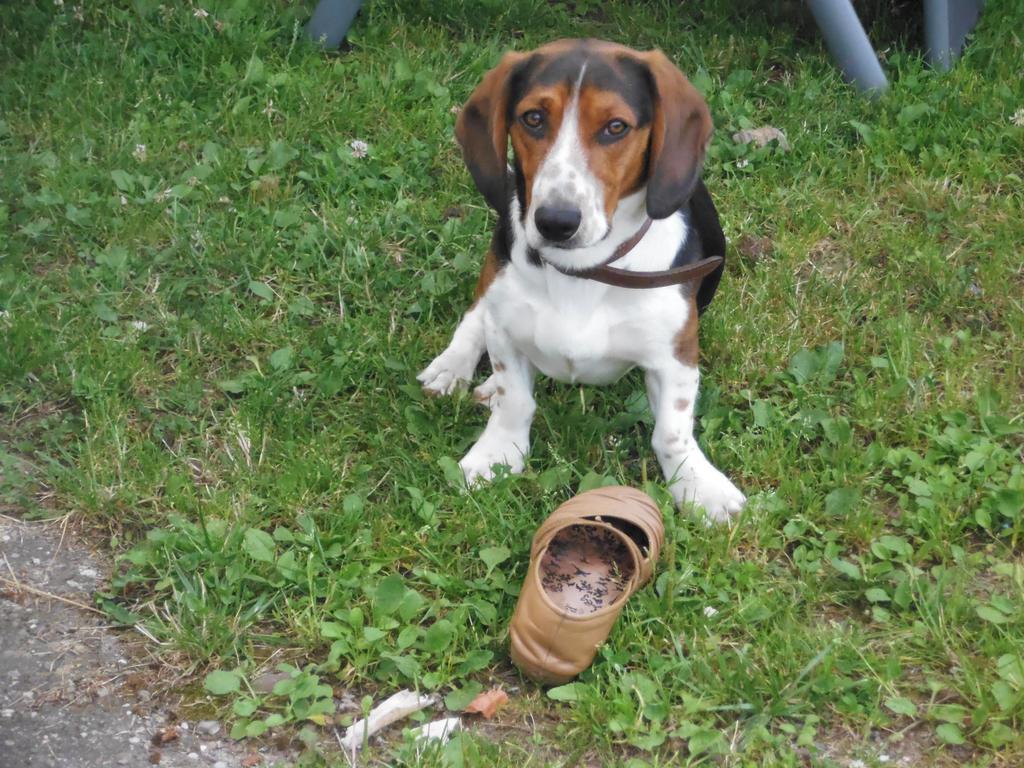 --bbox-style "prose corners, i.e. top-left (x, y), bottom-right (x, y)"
top-left (544, 218), bottom-right (723, 289)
